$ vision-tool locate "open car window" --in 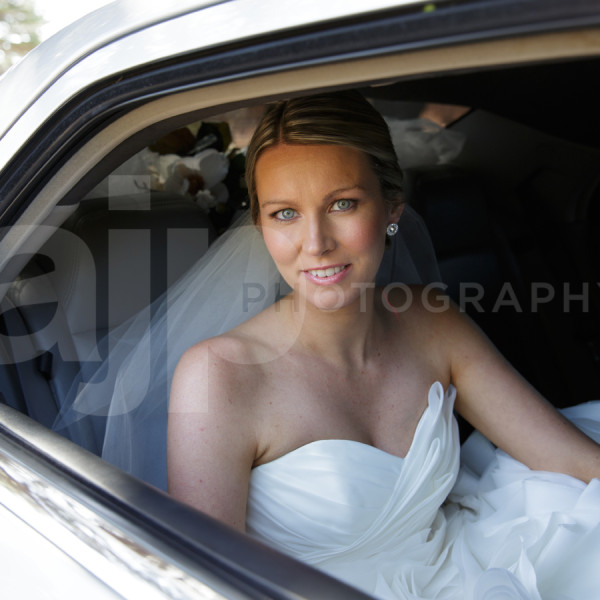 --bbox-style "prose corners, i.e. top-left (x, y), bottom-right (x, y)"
top-left (2, 1), bottom-right (600, 597)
